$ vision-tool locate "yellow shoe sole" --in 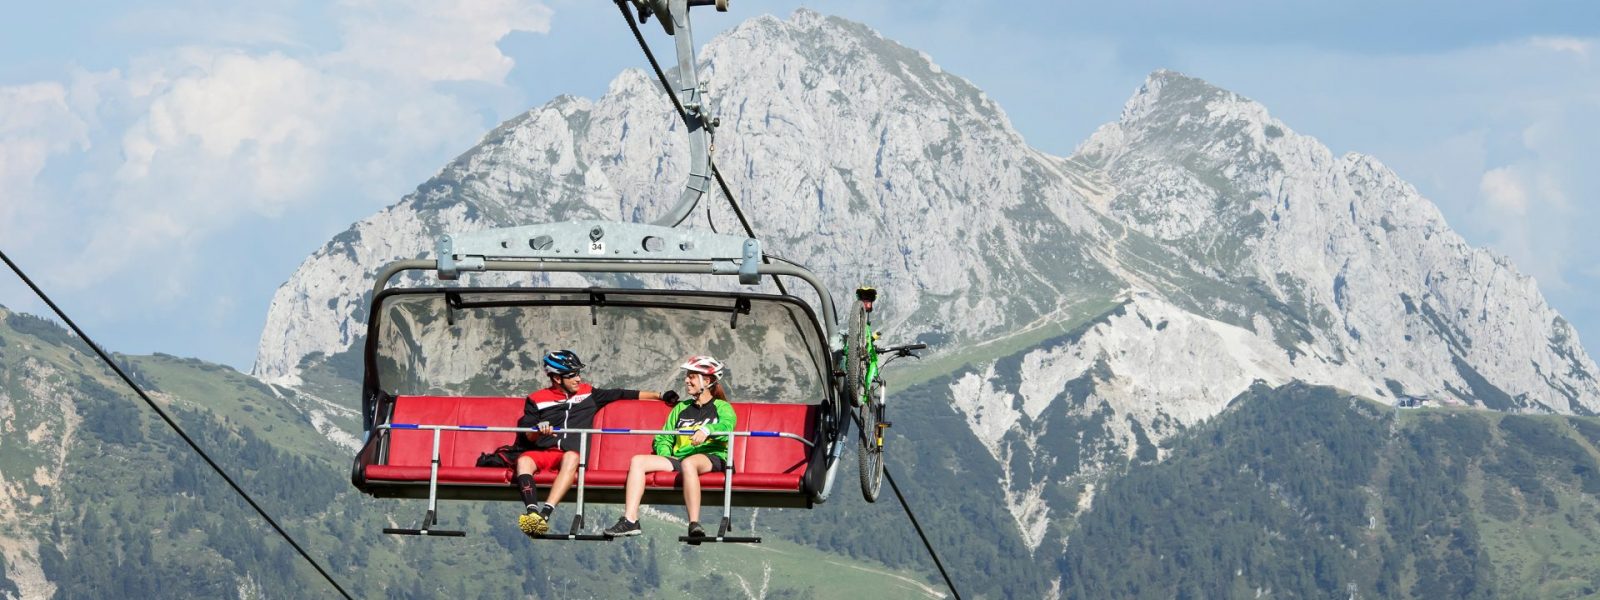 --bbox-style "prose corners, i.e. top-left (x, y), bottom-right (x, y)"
top-left (518, 512), bottom-right (550, 536)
